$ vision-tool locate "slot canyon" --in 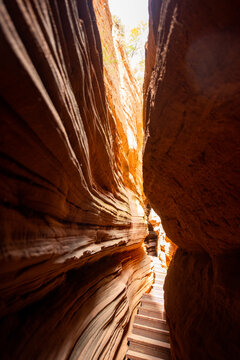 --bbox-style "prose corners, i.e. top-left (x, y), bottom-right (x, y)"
top-left (0, 0), bottom-right (239, 359)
